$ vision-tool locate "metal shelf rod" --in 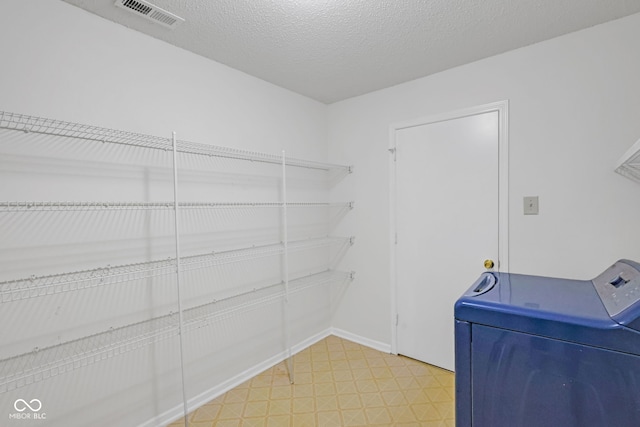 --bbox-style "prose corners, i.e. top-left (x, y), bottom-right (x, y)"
top-left (171, 131), bottom-right (190, 426)
top-left (282, 151), bottom-right (294, 383)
